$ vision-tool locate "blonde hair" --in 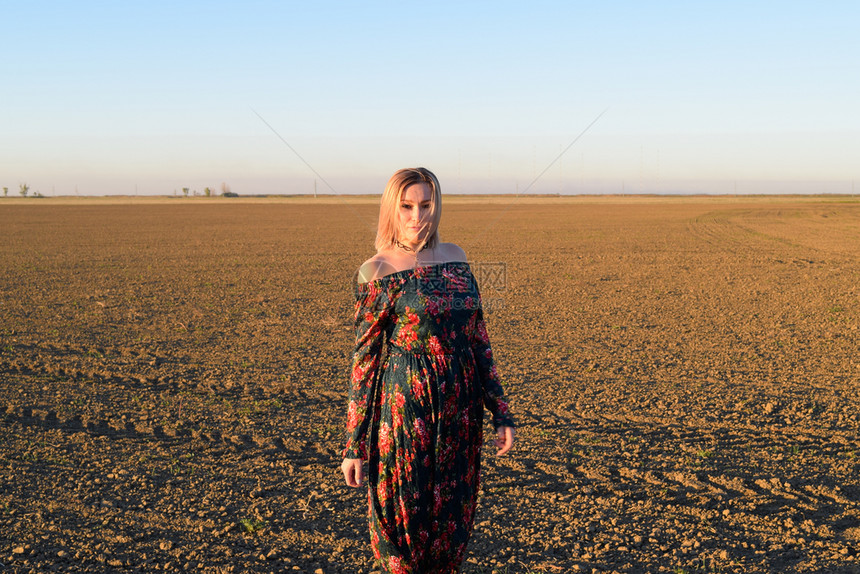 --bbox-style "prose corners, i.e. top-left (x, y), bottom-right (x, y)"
top-left (375, 167), bottom-right (442, 252)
